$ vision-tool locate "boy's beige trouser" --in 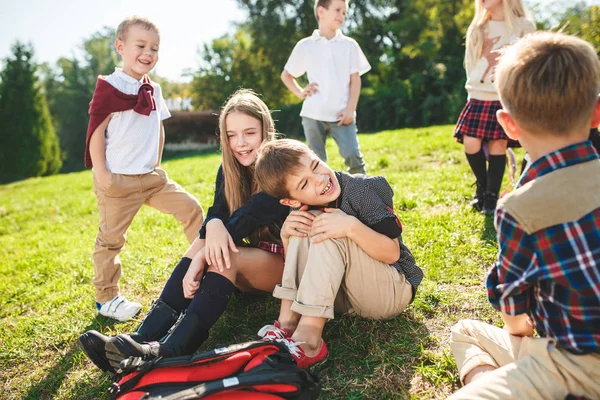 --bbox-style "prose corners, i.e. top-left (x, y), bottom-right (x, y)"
top-left (92, 167), bottom-right (204, 303)
top-left (449, 319), bottom-right (600, 400)
top-left (273, 232), bottom-right (413, 320)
